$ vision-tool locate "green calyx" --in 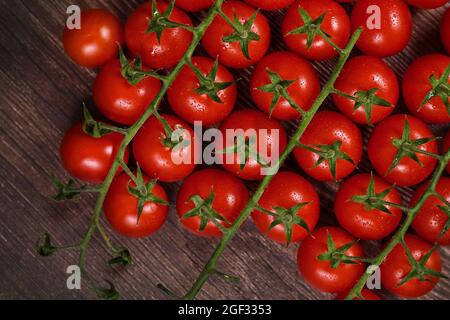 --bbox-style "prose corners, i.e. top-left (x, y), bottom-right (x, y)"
top-left (35, 233), bottom-right (57, 257)
top-left (82, 104), bottom-right (127, 138)
top-left (219, 134), bottom-right (269, 170)
top-left (50, 175), bottom-right (87, 202)
top-left (153, 112), bottom-right (190, 150)
top-left (286, 6), bottom-right (329, 49)
top-left (94, 281), bottom-right (120, 300)
top-left (436, 200), bottom-right (450, 242)
top-left (419, 64), bottom-right (450, 115)
top-left (119, 46), bottom-right (160, 86)
top-left (146, 0), bottom-right (189, 42)
top-left (351, 173), bottom-right (395, 215)
top-left (318, 232), bottom-right (362, 269)
top-left (108, 248), bottom-right (133, 268)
